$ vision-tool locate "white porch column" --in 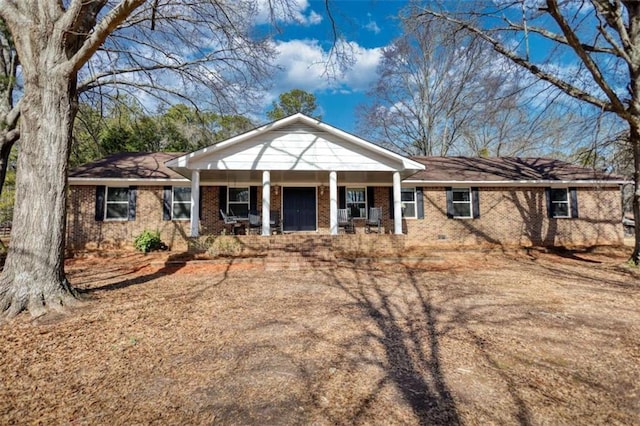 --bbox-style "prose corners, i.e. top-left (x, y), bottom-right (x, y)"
top-left (262, 170), bottom-right (271, 236)
top-left (329, 171), bottom-right (338, 235)
top-left (190, 170), bottom-right (200, 237)
top-left (393, 171), bottom-right (402, 234)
